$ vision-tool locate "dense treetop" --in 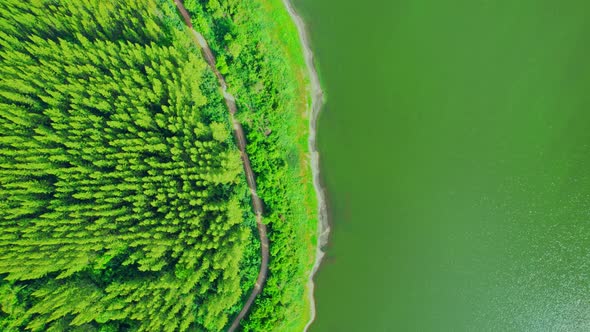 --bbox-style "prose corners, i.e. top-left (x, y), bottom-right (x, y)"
top-left (0, 0), bottom-right (253, 330)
